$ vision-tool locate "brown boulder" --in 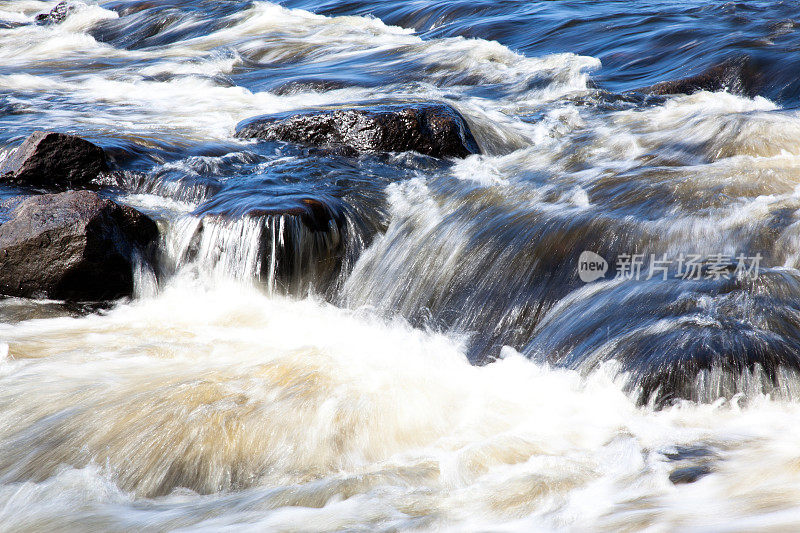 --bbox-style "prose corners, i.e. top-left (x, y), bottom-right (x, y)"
top-left (0, 132), bottom-right (109, 190)
top-left (235, 102), bottom-right (480, 159)
top-left (0, 191), bottom-right (158, 301)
